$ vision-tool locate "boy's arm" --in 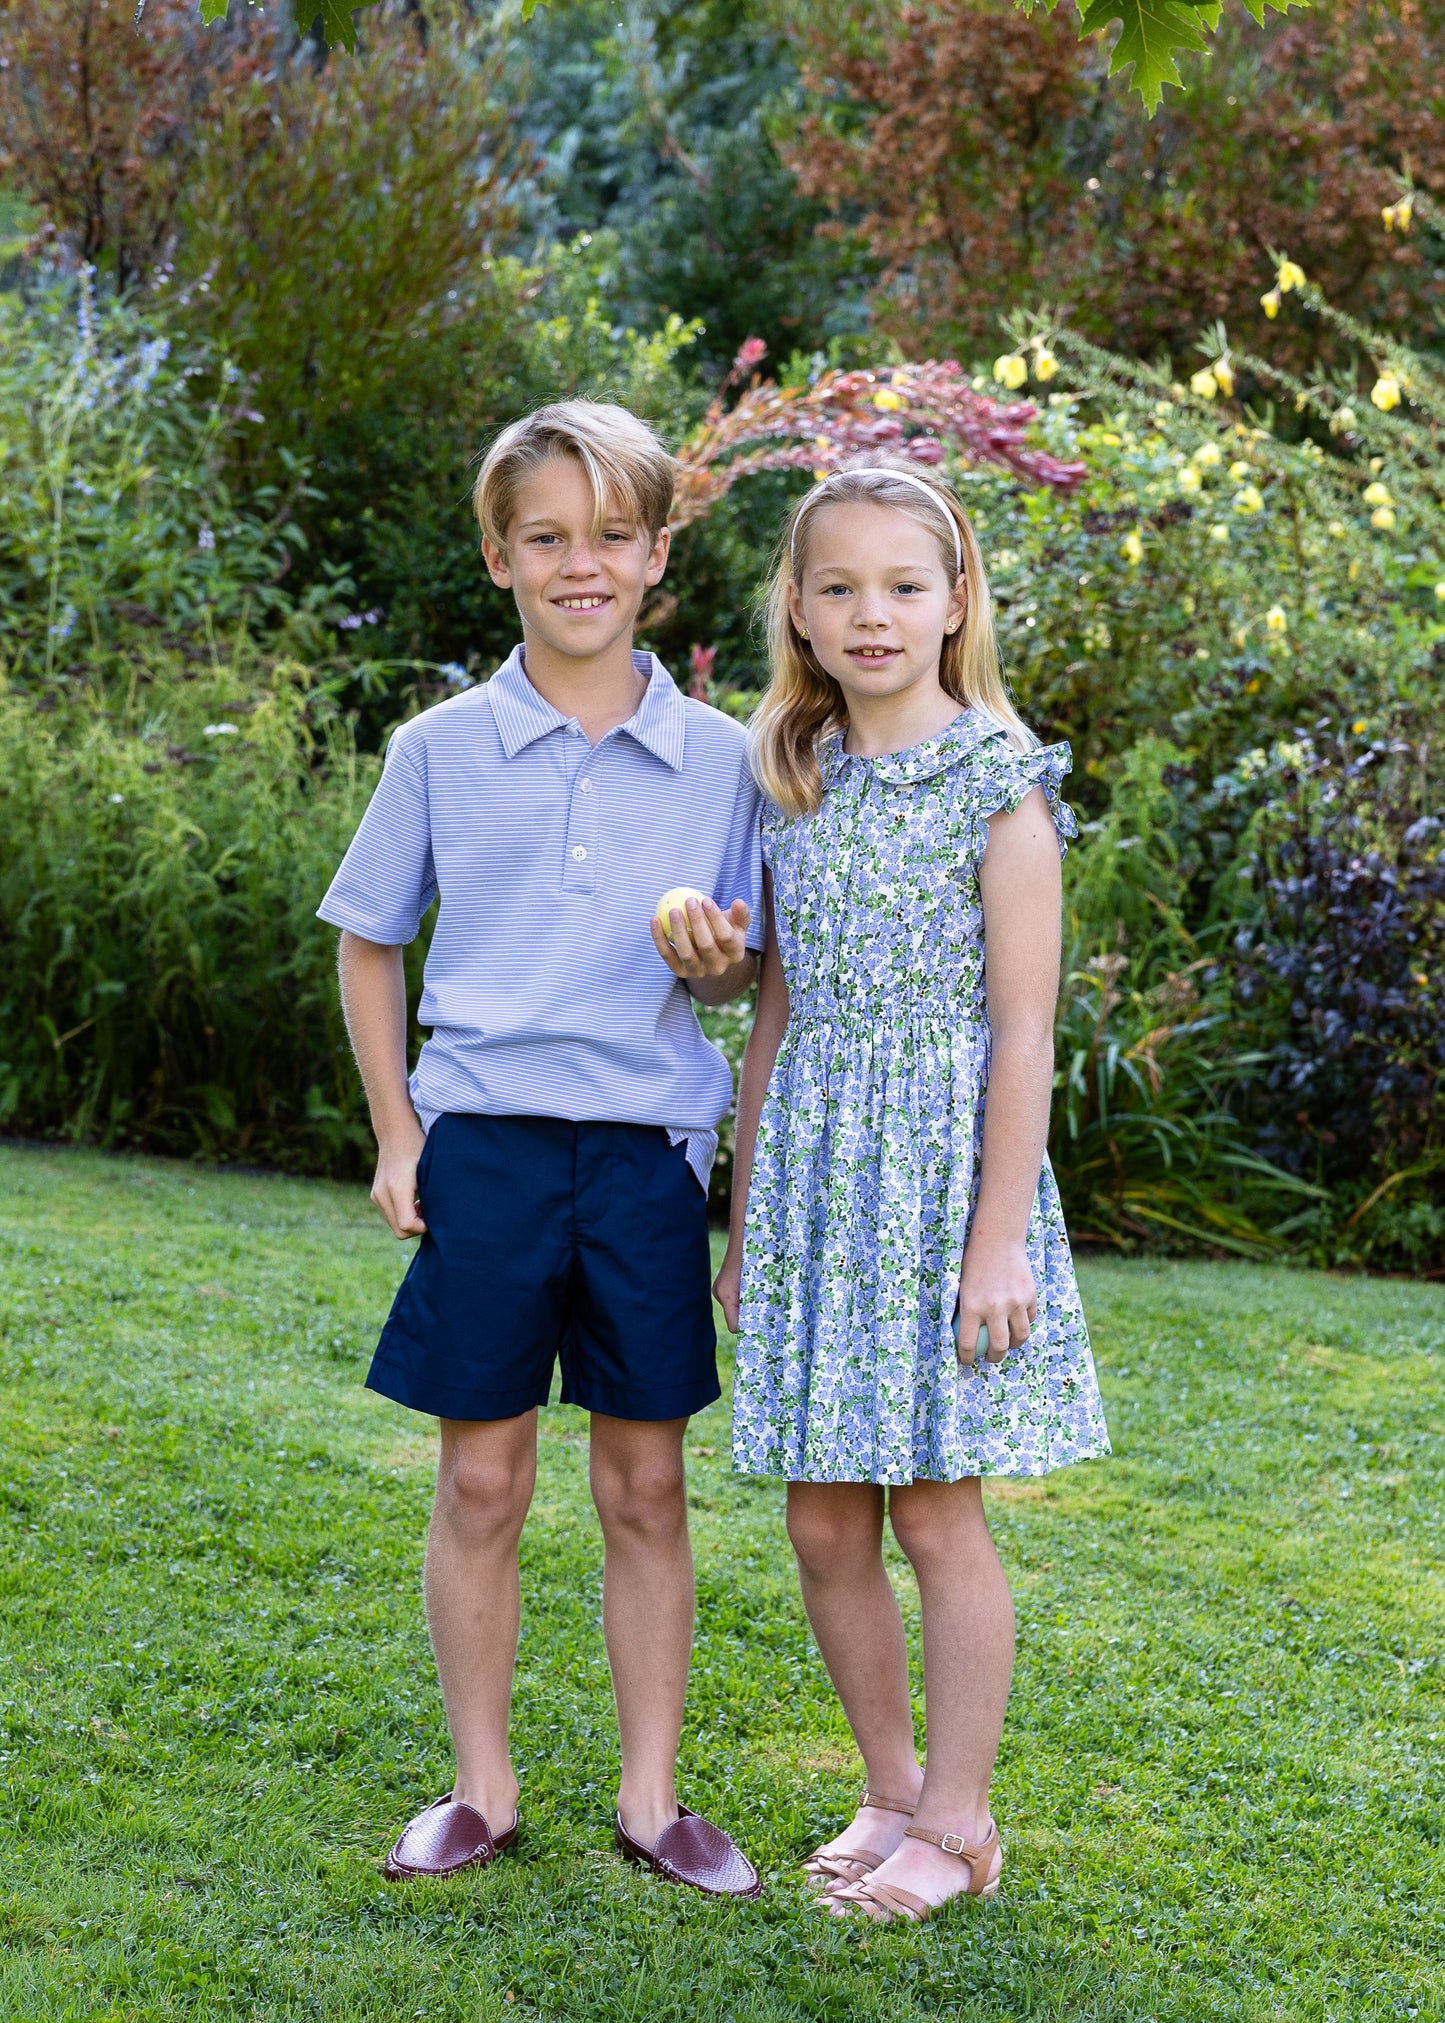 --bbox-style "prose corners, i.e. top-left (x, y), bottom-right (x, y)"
top-left (713, 870), bottom-right (789, 1331)
top-left (338, 930), bottom-right (428, 1240)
